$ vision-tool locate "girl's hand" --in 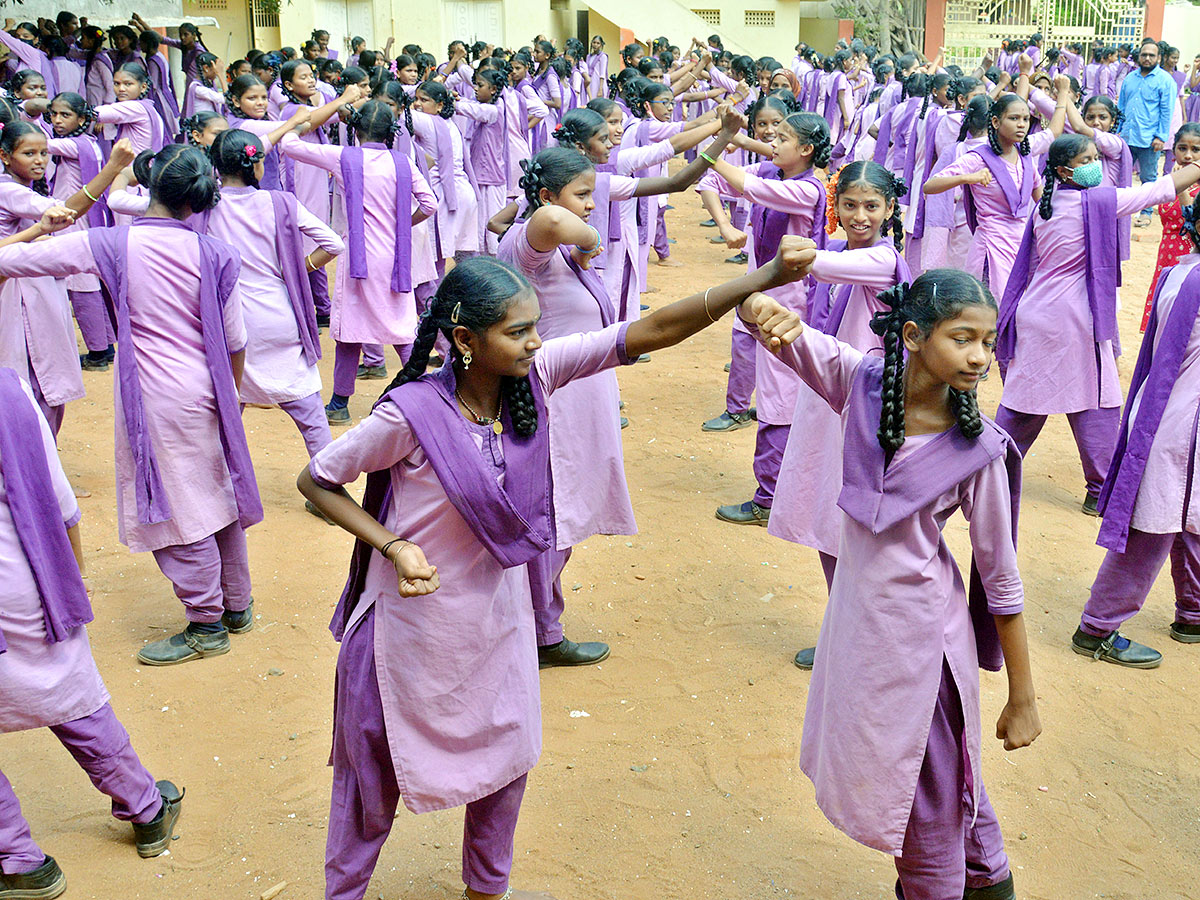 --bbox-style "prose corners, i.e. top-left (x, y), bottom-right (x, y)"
top-left (1053, 72), bottom-right (1071, 92)
top-left (967, 169), bottom-right (993, 186)
top-left (721, 227), bottom-right (748, 250)
top-left (766, 235), bottom-right (817, 285)
top-left (37, 206), bottom-right (77, 235)
top-left (109, 139), bottom-right (136, 171)
top-left (388, 541), bottom-right (440, 596)
top-left (746, 292), bottom-right (803, 352)
top-left (339, 83), bottom-right (364, 104)
top-left (570, 241), bottom-right (603, 269)
top-left (996, 697), bottom-right (1041, 750)
top-left (719, 103), bottom-right (747, 134)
